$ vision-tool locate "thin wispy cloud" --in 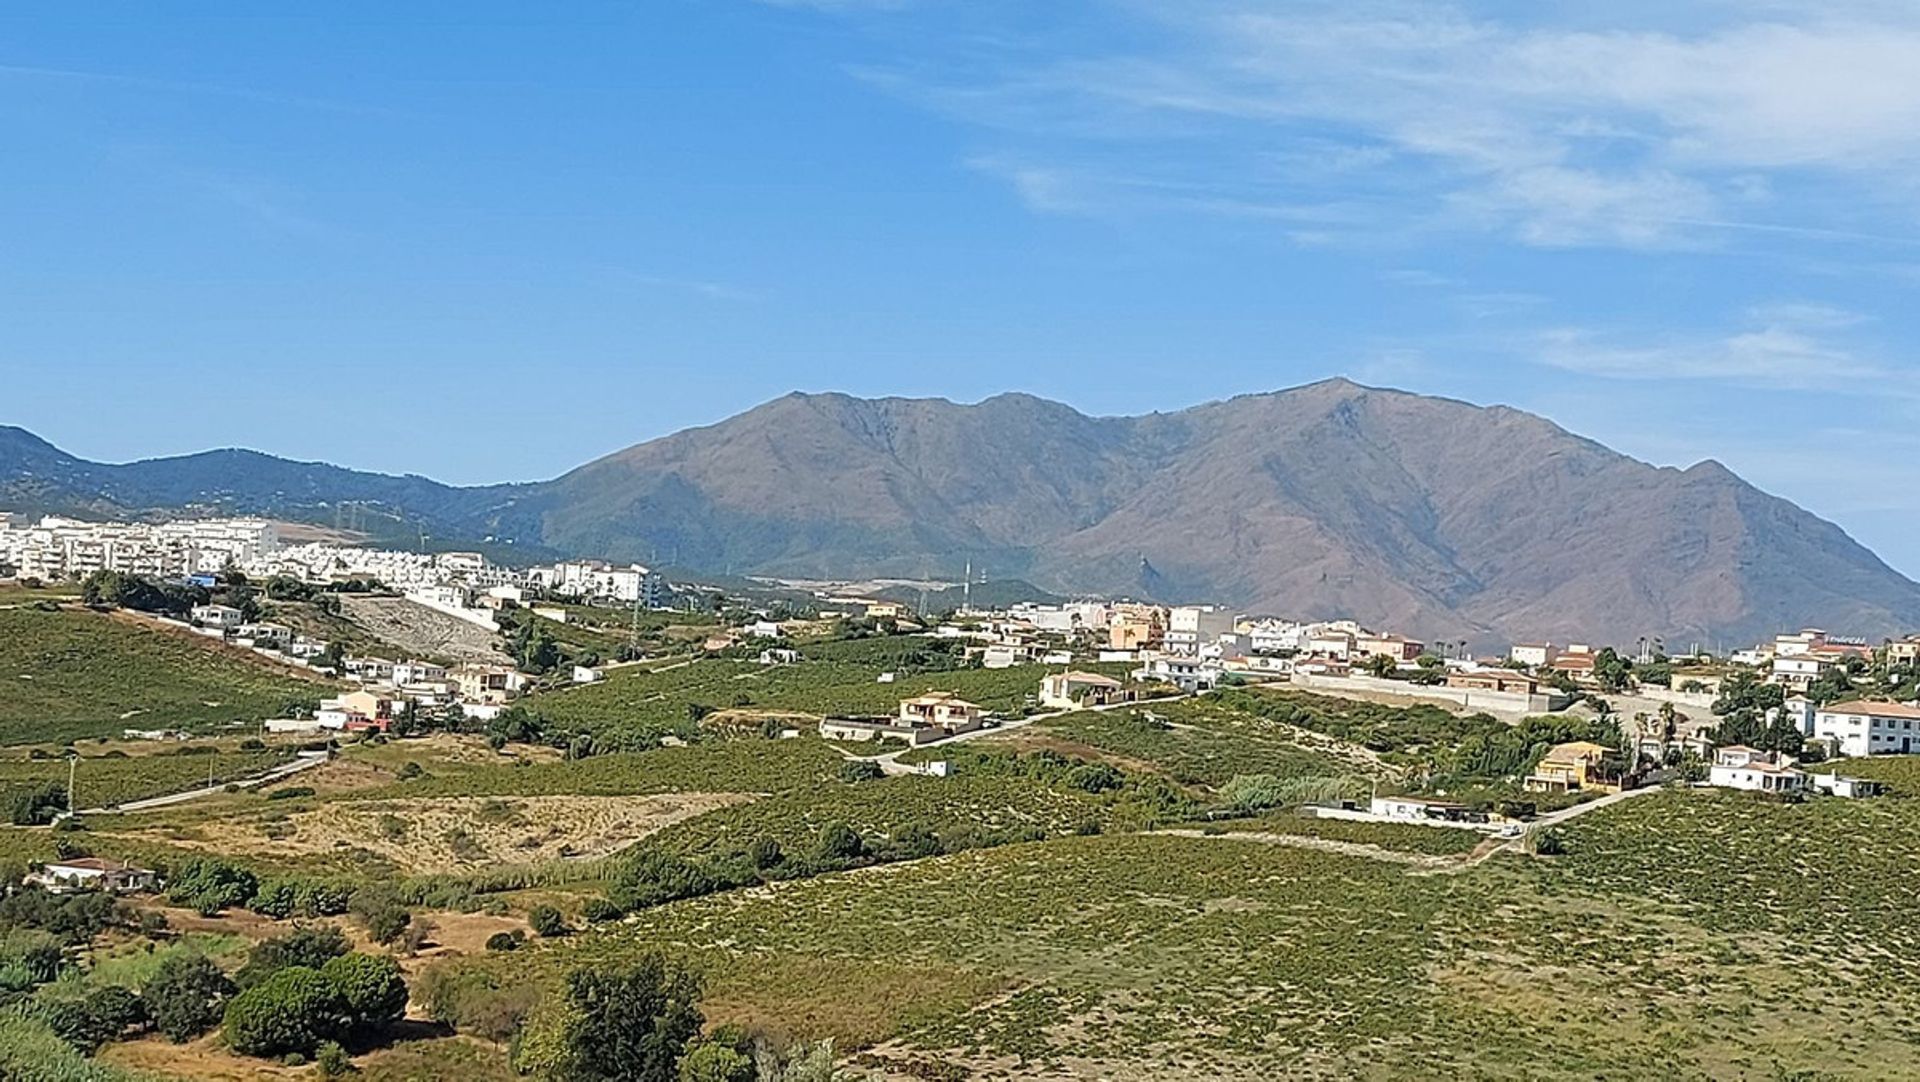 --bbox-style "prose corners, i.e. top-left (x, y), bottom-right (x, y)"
top-left (622, 273), bottom-right (761, 303)
top-left (0, 62), bottom-right (424, 118)
top-left (1534, 322), bottom-right (1894, 389)
top-left (829, 2), bottom-right (1920, 250)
